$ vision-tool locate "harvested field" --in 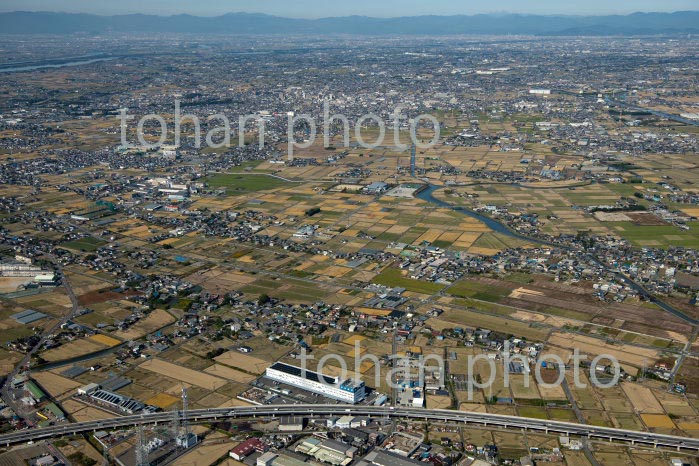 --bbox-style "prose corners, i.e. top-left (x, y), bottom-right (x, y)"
top-left (114, 309), bottom-right (175, 340)
top-left (640, 414), bottom-right (675, 429)
top-left (32, 371), bottom-right (81, 399)
top-left (426, 395), bottom-right (452, 409)
top-left (42, 337), bottom-right (108, 362)
top-left (654, 390), bottom-right (697, 417)
top-left (626, 212), bottom-right (668, 226)
top-left (146, 393), bottom-right (180, 409)
top-left (621, 383), bottom-right (664, 414)
top-left (0, 350), bottom-right (21, 377)
top-left (140, 358), bottom-right (227, 390)
top-left (214, 351), bottom-right (271, 374)
top-left (171, 440), bottom-right (234, 466)
top-left (459, 403), bottom-right (487, 412)
top-left (62, 398), bottom-right (114, 422)
top-left (548, 333), bottom-right (658, 368)
top-left (204, 363), bottom-right (256, 383)
top-left (89, 334), bottom-right (121, 346)
top-left (77, 289), bottom-right (141, 306)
